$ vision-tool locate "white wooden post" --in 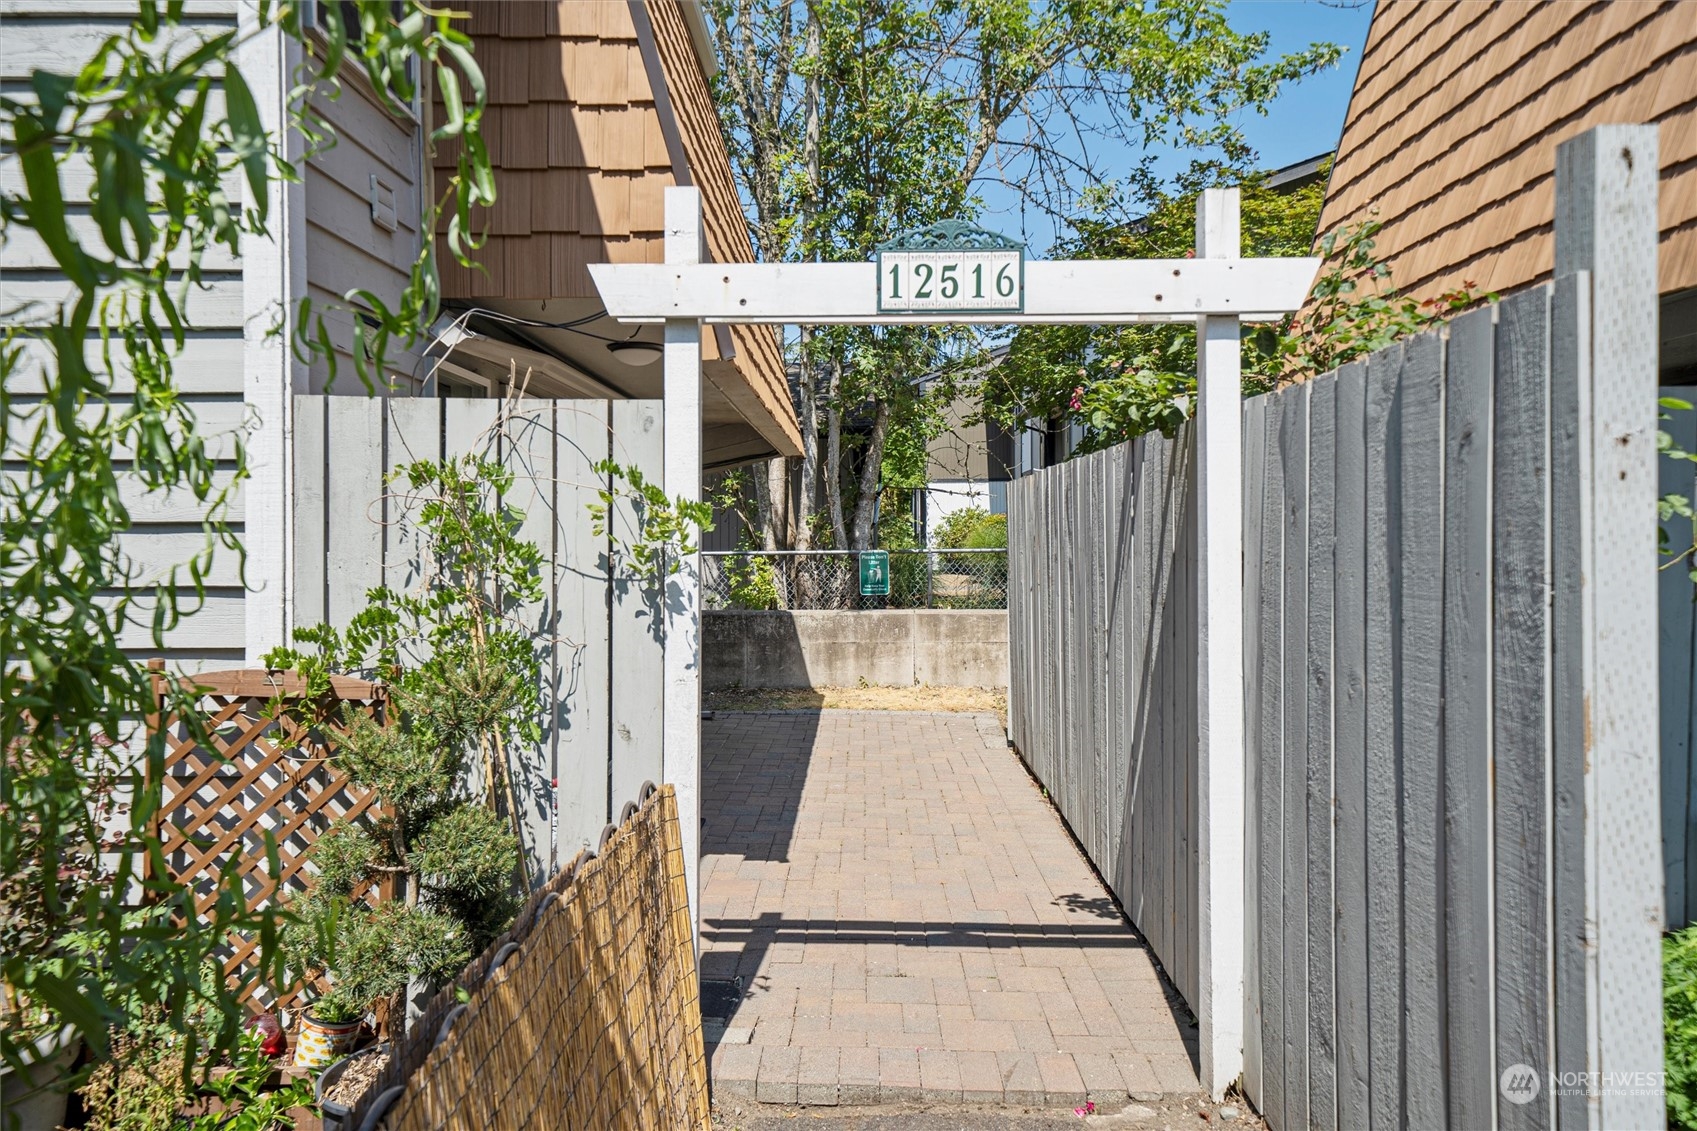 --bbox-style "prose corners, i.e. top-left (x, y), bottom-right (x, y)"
top-left (663, 186), bottom-right (705, 943)
top-left (1195, 187), bottom-right (1245, 1099)
top-left (236, 4), bottom-right (307, 663)
top-left (1554, 124), bottom-right (1662, 1130)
